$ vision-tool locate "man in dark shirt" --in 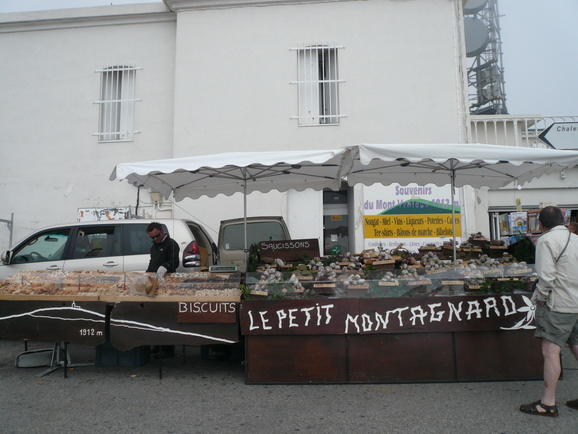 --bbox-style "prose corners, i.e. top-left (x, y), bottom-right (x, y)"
top-left (146, 222), bottom-right (179, 276)
top-left (146, 222), bottom-right (179, 358)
